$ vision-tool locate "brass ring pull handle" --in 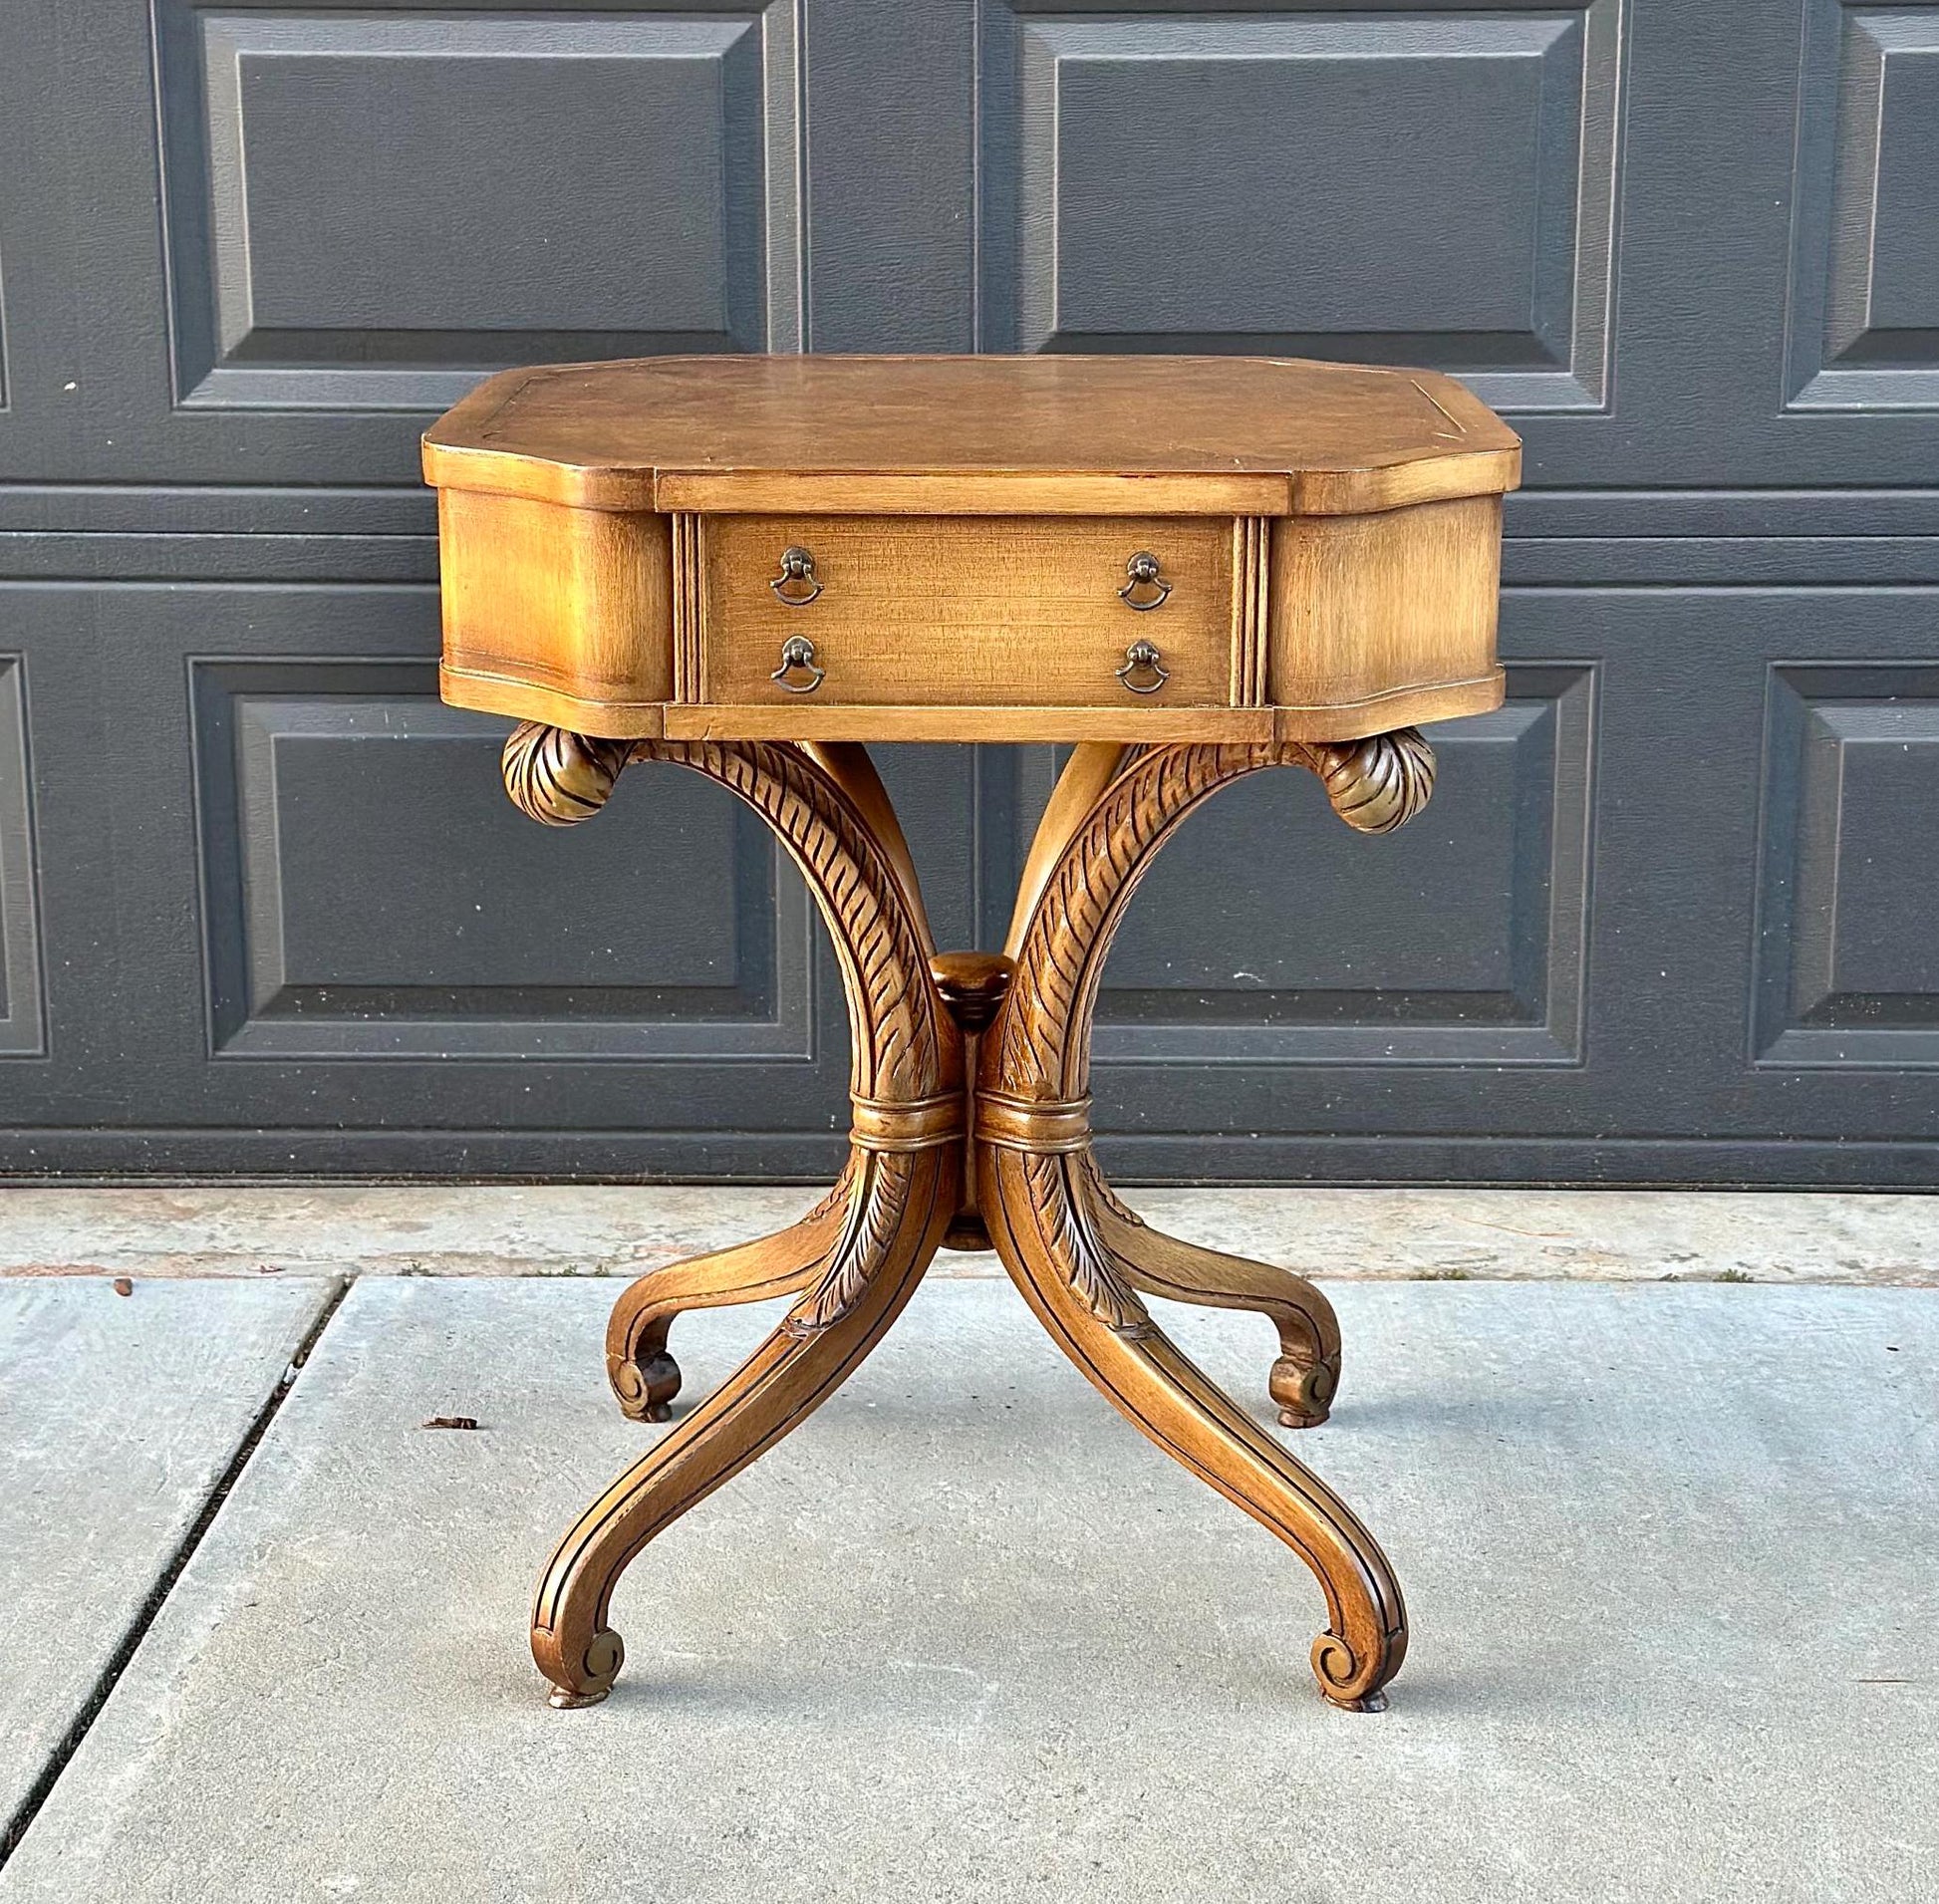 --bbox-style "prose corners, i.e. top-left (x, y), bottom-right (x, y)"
top-left (771, 635), bottom-right (825, 694)
top-left (1117, 551), bottom-right (1172, 611)
top-left (1116, 640), bottom-right (1169, 695)
top-left (769, 545), bottom-right (822, 606)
